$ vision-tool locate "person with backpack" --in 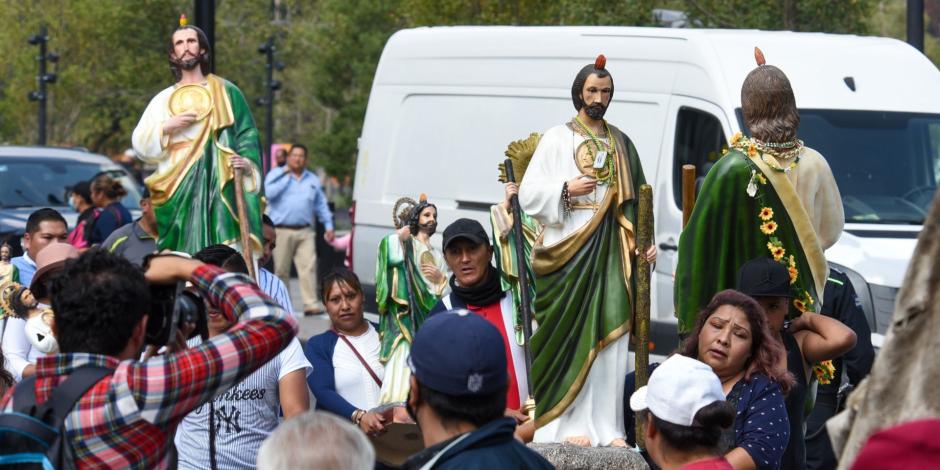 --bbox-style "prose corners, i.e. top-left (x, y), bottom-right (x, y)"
top-left (0, 249), bottom-right (298, 468)
top-left (88, 174), bottom-right (132, 246)
top-left (66, 181), bottom-right (99, 250)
